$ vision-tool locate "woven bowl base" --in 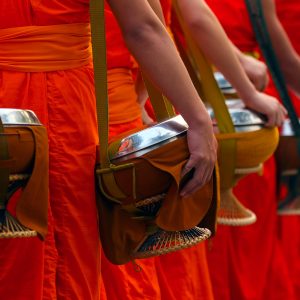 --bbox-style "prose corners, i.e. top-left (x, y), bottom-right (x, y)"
top-left (0, 173), bottom-right (36, 238)
top-left (0, 211), bottom-right (37, 239)
top-left (134, 194), bottom-right (166, 217)
top-left (217, 188), bottom-right (257, 226)
top-left (133, 227), bottom-right (211, 259)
